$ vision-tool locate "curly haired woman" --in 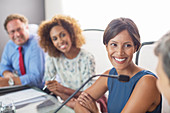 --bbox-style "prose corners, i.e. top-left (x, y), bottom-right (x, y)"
top-left (38, 15), bottom-right (96, 108)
